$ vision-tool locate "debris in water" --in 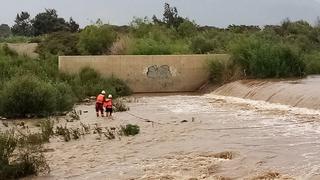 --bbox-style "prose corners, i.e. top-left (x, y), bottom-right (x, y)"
top-left (213, 151), bottom-right (234, 160)
top-left (250, 171), bottom-right (281, 180)
top-left (2, 121), bottom-right (8, 127)
top-left (200, 151), bottom-right (235, 160)
top-left (192, 117), bottom-right (195, 122)
top-left (67, 109), bottom-right (80, 121)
